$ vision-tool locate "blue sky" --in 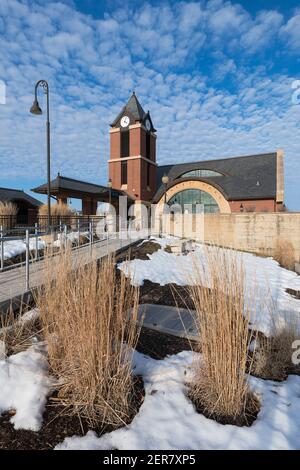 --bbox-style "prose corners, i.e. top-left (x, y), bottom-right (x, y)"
top-left (0, 0), bottom-right (299, 209)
